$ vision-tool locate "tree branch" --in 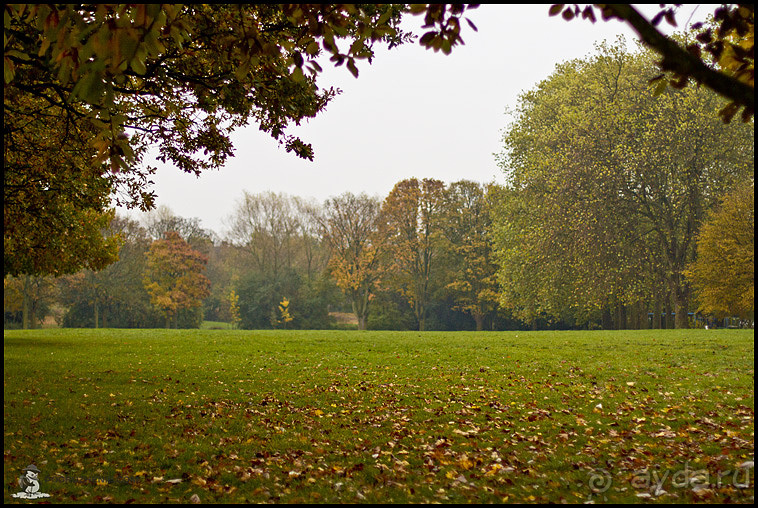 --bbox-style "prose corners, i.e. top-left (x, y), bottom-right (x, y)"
top-left (600, 4), bottom-right (754, 113)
